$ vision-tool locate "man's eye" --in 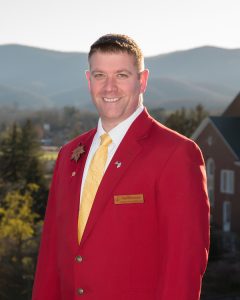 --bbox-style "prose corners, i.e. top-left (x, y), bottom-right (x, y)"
top-left (93, 73), bottom-right (106, 79)
top-left (117, 73), bottom-right (128, 78)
